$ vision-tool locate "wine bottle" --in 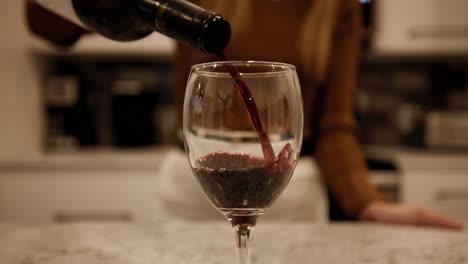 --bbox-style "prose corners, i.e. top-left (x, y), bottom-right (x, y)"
top-left (29, 0), bottom-right (231, 54)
